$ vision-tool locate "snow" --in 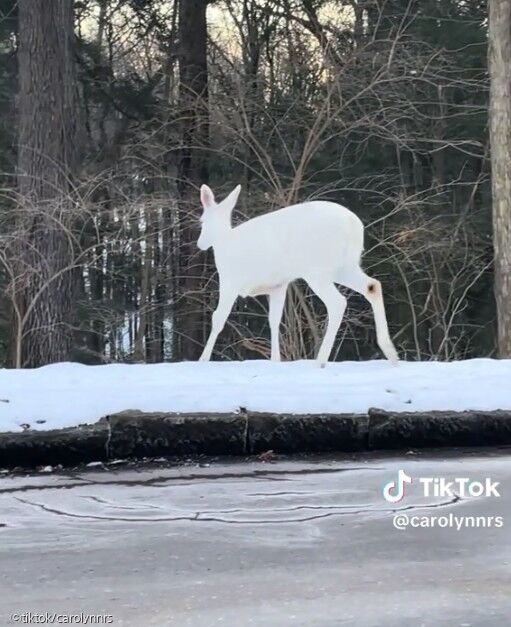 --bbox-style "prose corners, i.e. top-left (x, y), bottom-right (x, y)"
top-left (0, 358), bottom-right (510, 434)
